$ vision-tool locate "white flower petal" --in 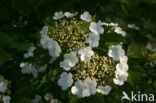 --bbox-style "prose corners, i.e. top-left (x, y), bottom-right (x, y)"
top-left (80, 11), bottom-right (91, 22)
top-left (96, 85), bottom-right (112, 95)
